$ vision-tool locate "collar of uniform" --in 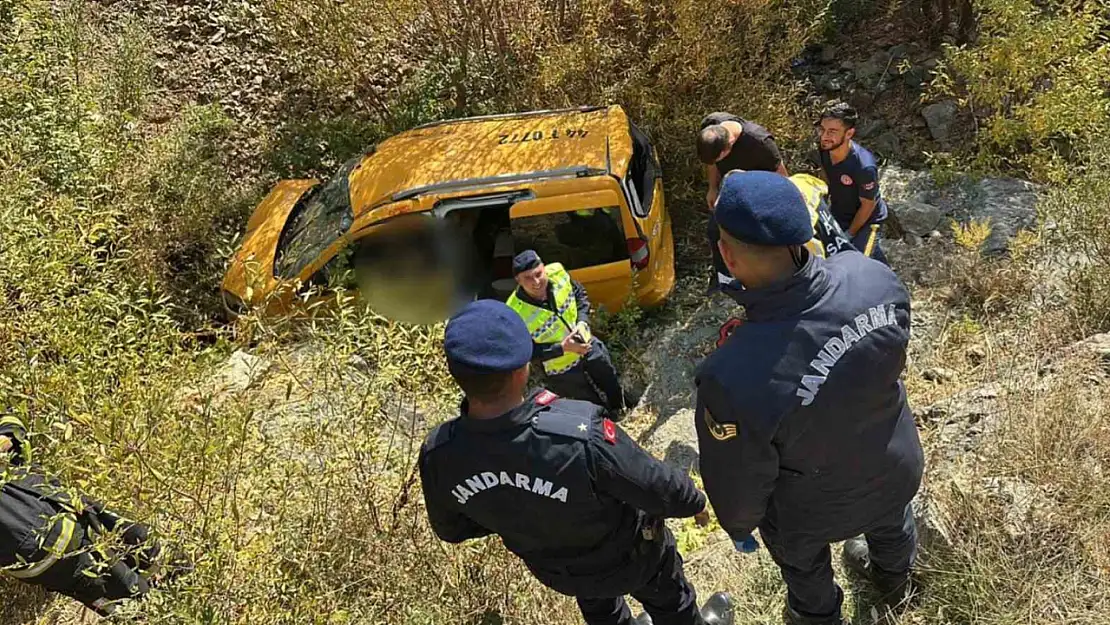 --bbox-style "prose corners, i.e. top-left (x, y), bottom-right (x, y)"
top-left (726, 252), bottom-right (830, 321)
top-left (458, 388), bottom-right (546, 432)
top-left (515, 283), bottom-right (556, 310)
